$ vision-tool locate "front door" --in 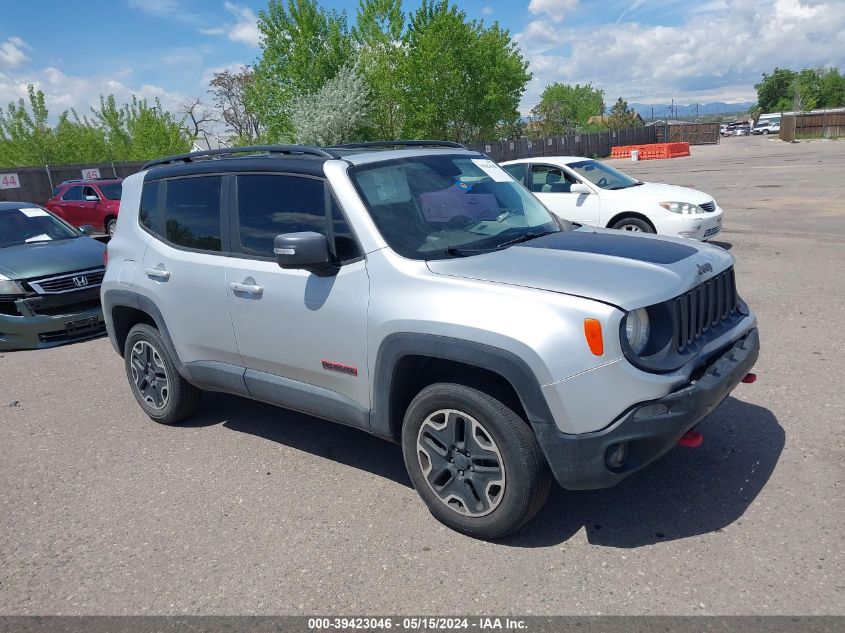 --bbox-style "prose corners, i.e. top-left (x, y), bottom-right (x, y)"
top-left (529, 163), bottom-right (601, 226)
top-left (225, 173), bottom-right (370, 412)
